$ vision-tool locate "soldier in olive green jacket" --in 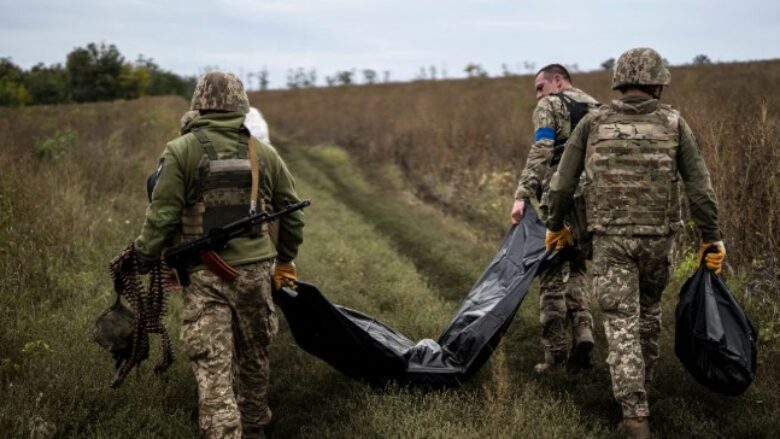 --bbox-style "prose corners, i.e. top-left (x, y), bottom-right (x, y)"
top-left (134, 71), bottom-right (304, 439)
top-left (544, 48), bottom-right (725, 438)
